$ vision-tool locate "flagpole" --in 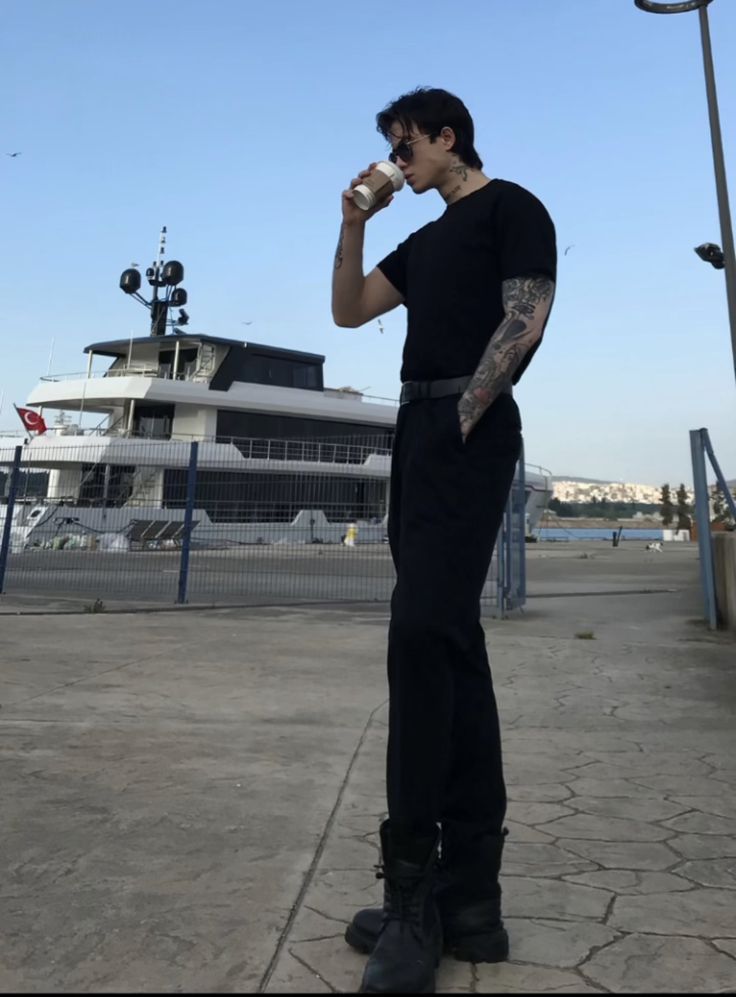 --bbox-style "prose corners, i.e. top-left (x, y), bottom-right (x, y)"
top-left (13, 405), bottom-right (28, 442)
